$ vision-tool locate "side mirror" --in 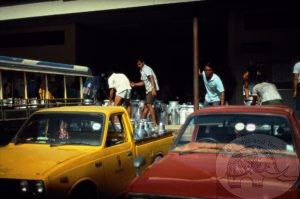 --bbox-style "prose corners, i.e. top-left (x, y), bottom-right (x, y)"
top-left (133, 156), bottom-right (146, 176)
